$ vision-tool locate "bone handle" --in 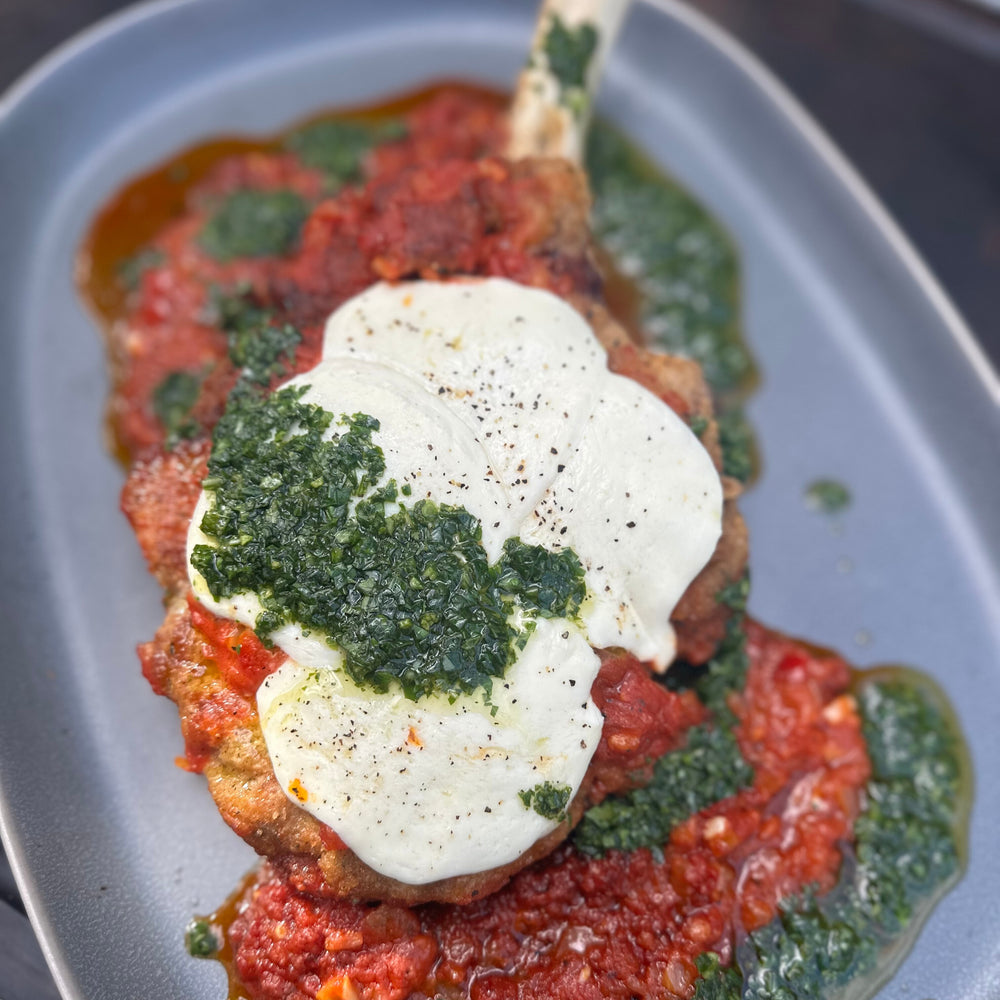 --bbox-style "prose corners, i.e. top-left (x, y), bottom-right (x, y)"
top-left (507, 0), bottom-right (632, 162)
